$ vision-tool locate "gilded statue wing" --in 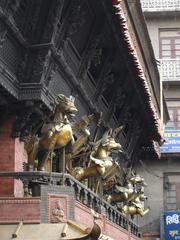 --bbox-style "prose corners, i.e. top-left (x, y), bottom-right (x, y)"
top-left (72, 114), bottom-right (93, 132)
top-left (115, 185), bottom-right (130, 193)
